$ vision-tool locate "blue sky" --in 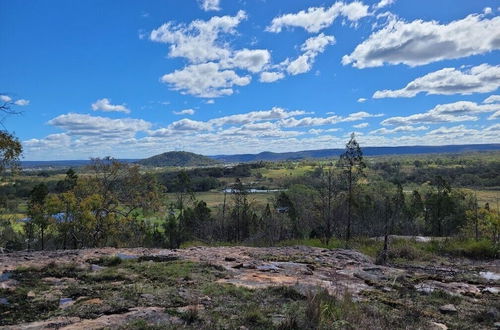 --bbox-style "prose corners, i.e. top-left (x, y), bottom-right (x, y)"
top-left (0, 0), bottom-right (499, 160)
